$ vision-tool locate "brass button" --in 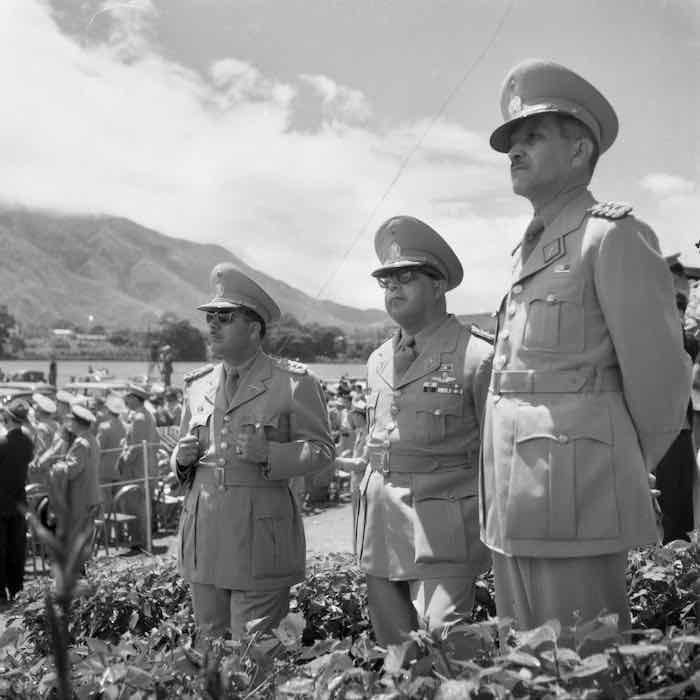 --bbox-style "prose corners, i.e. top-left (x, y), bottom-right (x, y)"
top-left (220, 441), bottom-right (228, 449)
top-left (386, 421), bottom-right (396, 431)
top-left (500, 329), bottom-right (510, 340)
top-left (558, 434), bottom-right (569, 444)
top-left (434, 409), bottom-right (442, 416)
top-left (223, 415), bottom-right (231, 422)
top-left (508, 303), bottom-right (517, 317)
top-left (390, 404), bottom-right (399, 416)
top-left (512, 284), bottom-right (523, 295)
top-left (221, 427), bottom-right (228, 435)
top-left (393, 390), bottom-right (402, 398)
top-left (546, 293), bottom-right (557, 304)
top-left (218, 457), bottom-right (225, 465)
